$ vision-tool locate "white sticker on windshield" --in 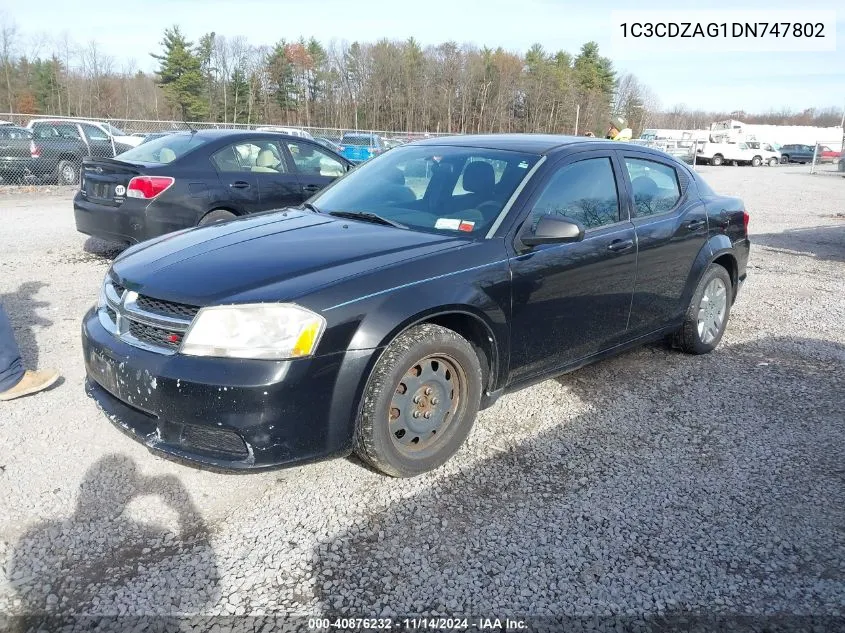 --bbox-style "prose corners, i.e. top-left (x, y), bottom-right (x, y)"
top-left (518, 161), bottom-right (529, 168)
top-left (435, 218), bottom-right (461, 230)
